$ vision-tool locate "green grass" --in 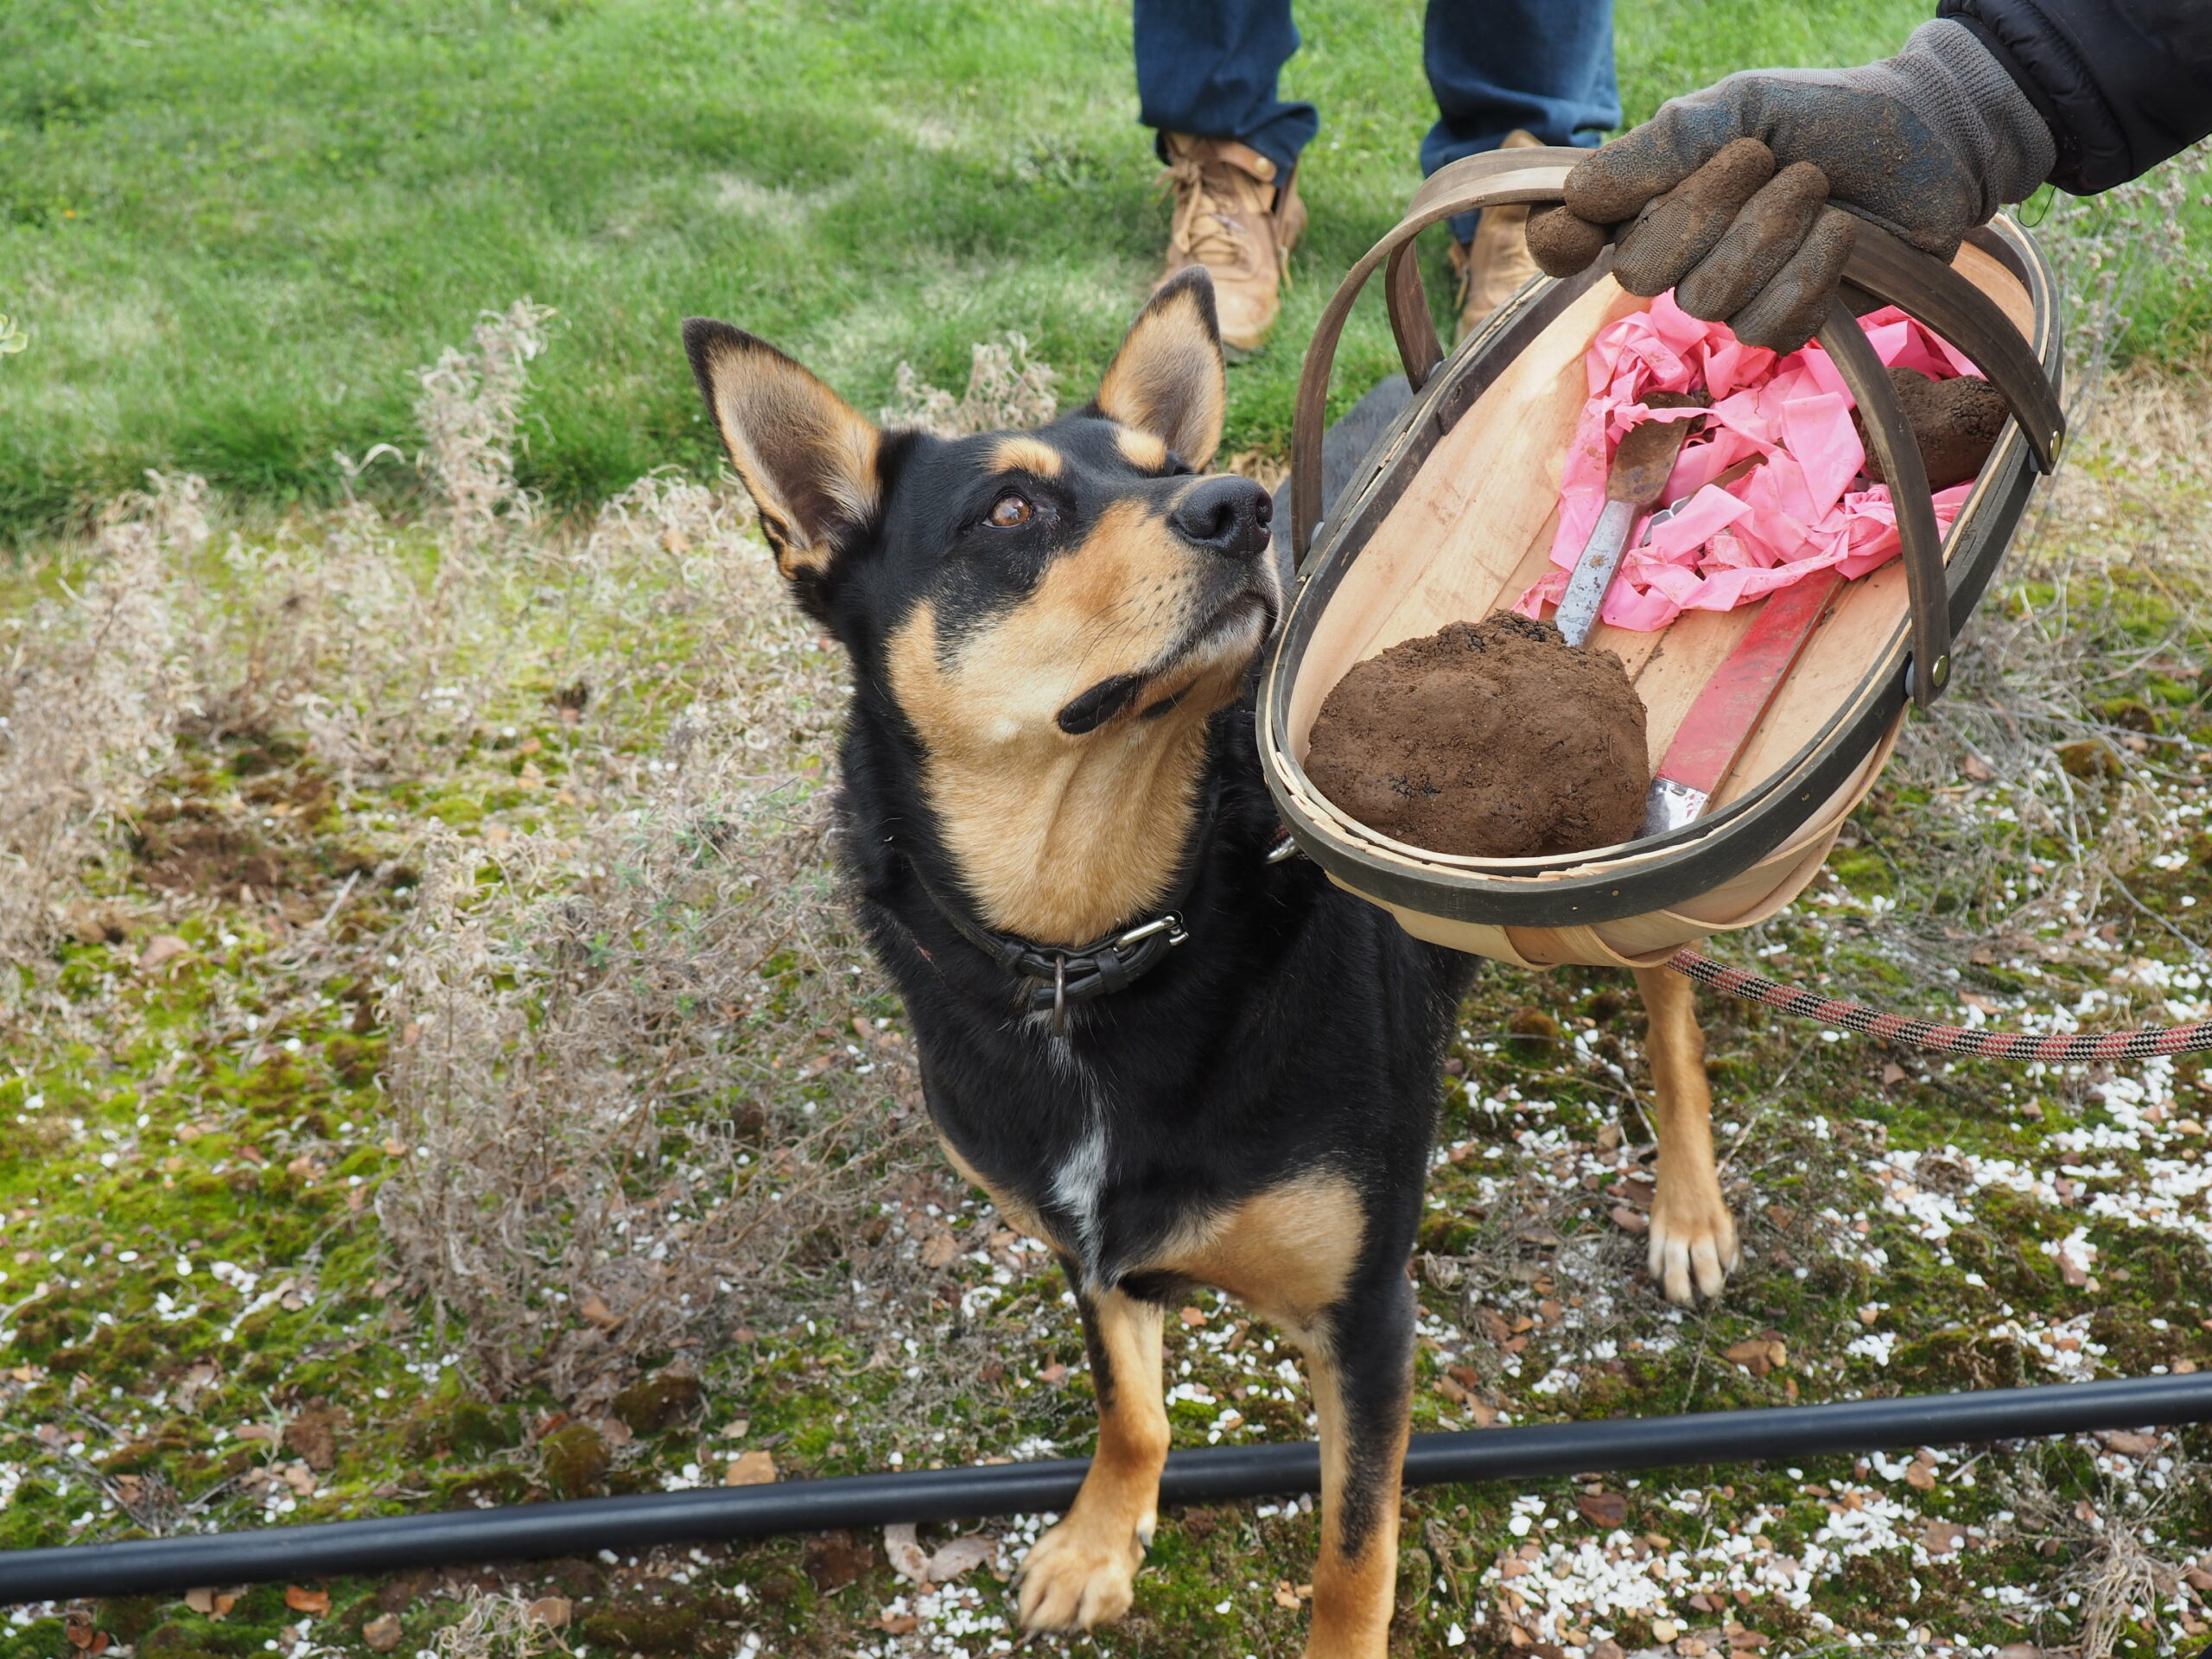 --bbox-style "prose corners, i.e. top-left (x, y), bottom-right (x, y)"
top-left (2, 0), bottom-right (2130, 538)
